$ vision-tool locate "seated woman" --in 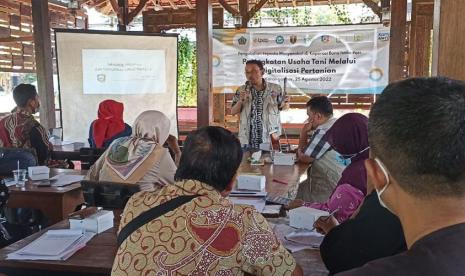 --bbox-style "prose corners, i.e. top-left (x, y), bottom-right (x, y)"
top-left (86, 110), bottom-right (180, 191)
top-left (287, 113), bottom-right (369, 223)
top-left (313, 186), bottom-right (406, 274)
top-left (88, 100), bottom-right (132, 149)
